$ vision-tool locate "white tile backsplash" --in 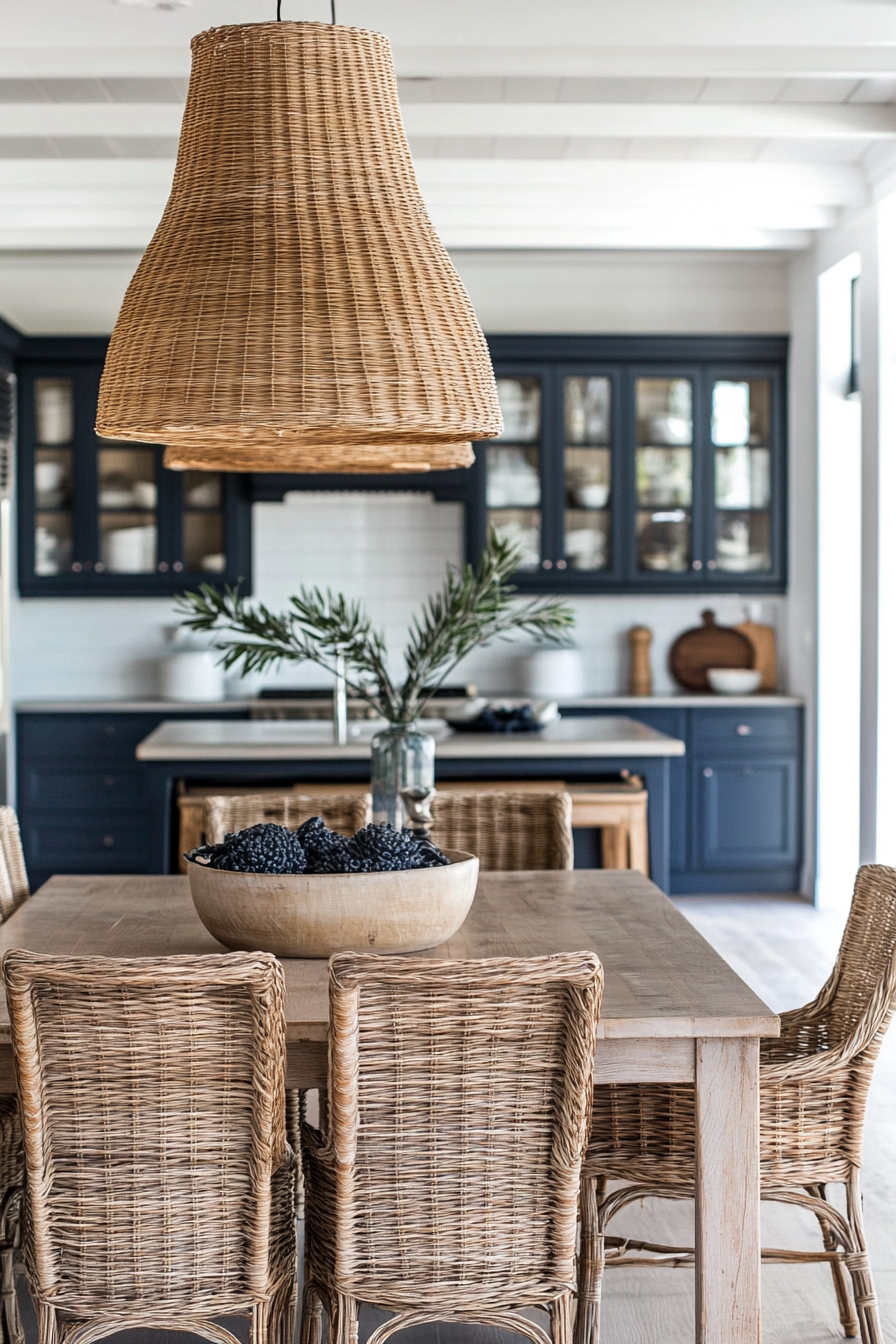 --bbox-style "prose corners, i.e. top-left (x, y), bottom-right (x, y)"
top-left (8, 489), bottom-right (789, 702)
